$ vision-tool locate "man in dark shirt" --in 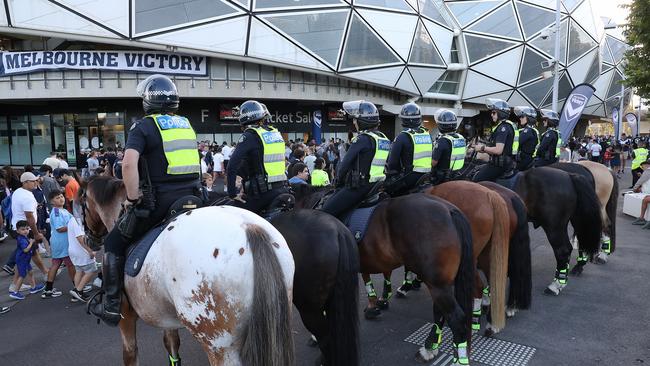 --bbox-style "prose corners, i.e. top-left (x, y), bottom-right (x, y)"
top-left (514, 106), bottom-right (539, 171)
top-left (534, 109), bottom-right (562, 167)
top-left (226, 100), bottom-right (288, 214)
top-left (89, 74), bottom-right (200, 326)
top-left (473, 99), bottom-right (518, 182)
